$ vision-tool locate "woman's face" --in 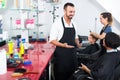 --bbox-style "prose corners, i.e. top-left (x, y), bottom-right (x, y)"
top-left (100, 15), bottom-right (108, 25)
